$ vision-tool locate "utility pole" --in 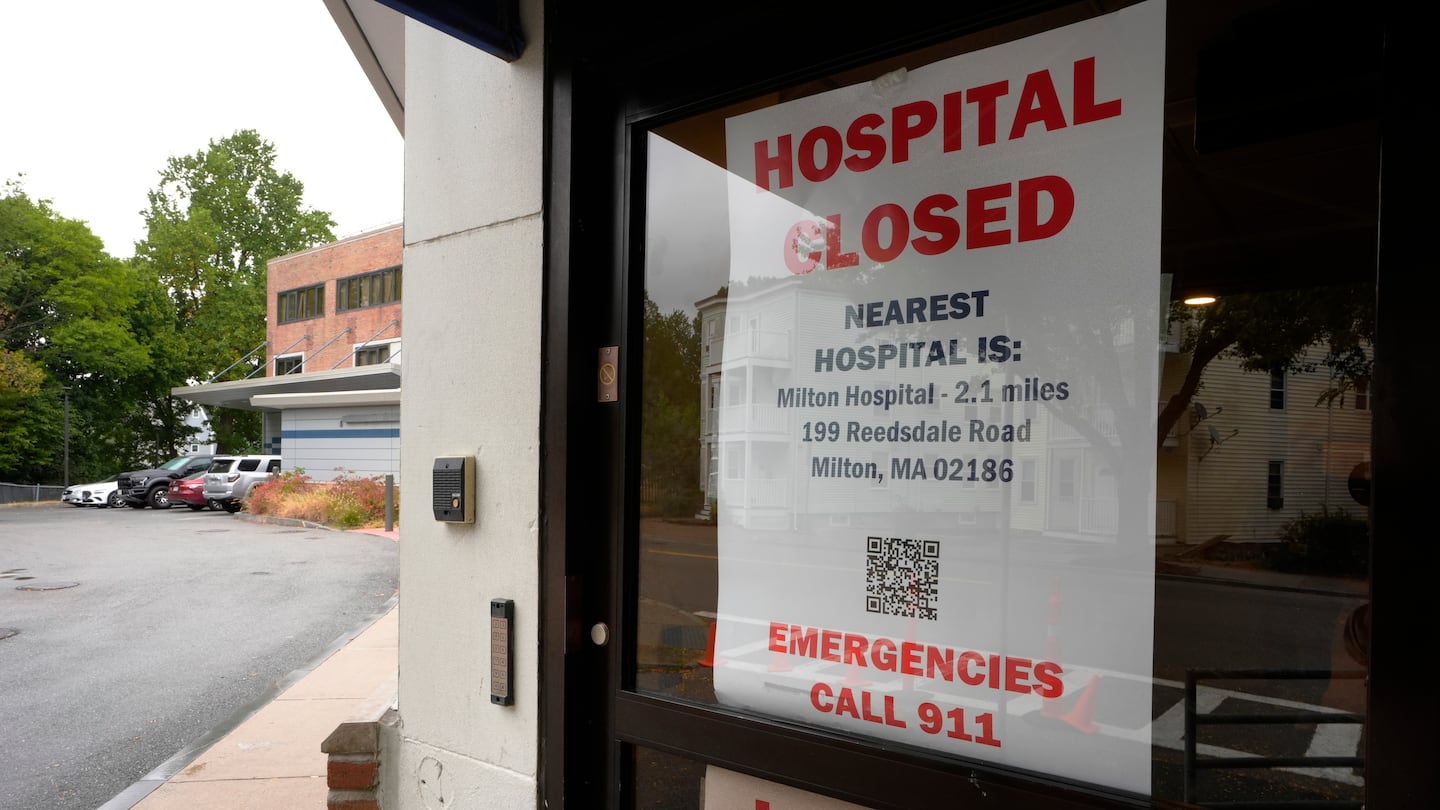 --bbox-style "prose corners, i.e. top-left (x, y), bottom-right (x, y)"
top-left (62, 386), bottom-right (70, 488)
